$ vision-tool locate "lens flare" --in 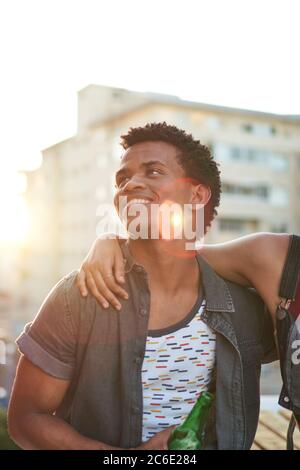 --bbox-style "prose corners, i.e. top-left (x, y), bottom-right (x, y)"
top-left (171, 212), bottom-right (183, 228)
